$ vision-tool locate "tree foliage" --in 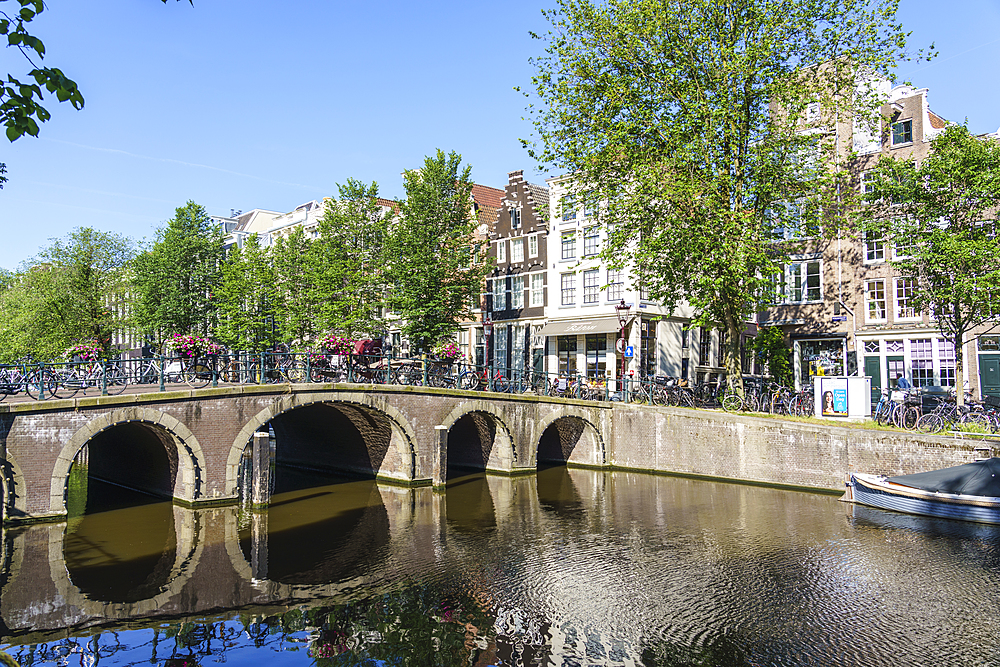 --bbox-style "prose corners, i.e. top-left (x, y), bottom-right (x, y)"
top-left (388, 150), bottom-right (488, 353)
top-left (215, 233), bottom-right (278, 351)
top-left (857, 124), bottom-right (1000, 404)
top-left (132, 200), bottom-right (223, 342)
top-left (271, 227), bottom-right (319, 345)
top-left (525, 0), bottom-right (918, 394)
top-left (309, 180), bottom-right (392, 339)
top-left (0, 227), bottom-right (135, 361)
